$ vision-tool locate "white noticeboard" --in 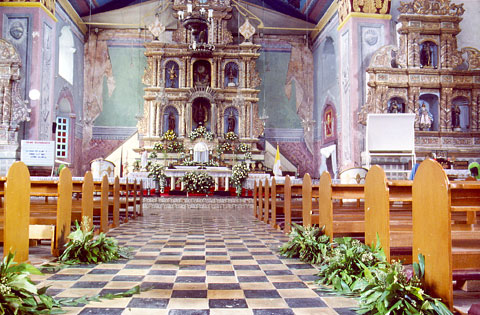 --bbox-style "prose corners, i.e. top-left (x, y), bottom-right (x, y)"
top-left (366, 114), bottom-right (416, 153)
top-left (366, 114), bottom-right (416, 169)
top-left (21, 140), bottom-right (55, 167)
